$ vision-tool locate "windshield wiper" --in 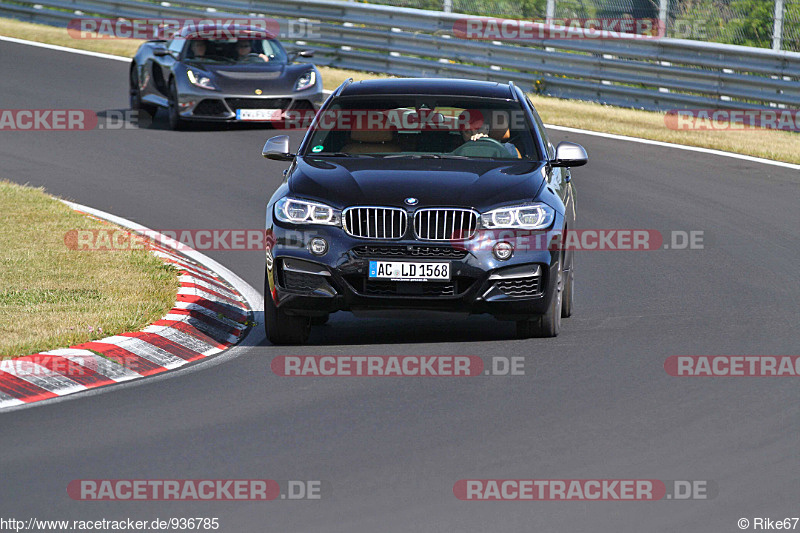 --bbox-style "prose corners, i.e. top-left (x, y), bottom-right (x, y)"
top-left (308, 152), bottom-right (373, 158)
top-left (382, 153), bottom-right (471, 159)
